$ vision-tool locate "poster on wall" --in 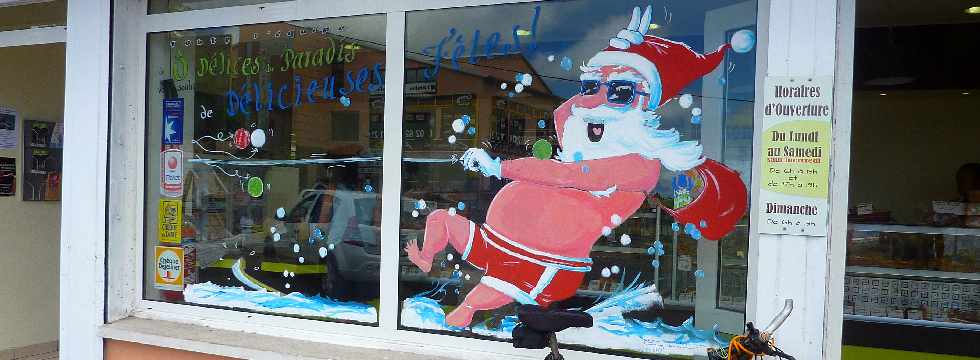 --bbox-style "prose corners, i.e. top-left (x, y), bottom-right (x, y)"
top-left (758, 76), bottom-right (834, 235)
top-left (0, 157), bottom-right (15, 196)
top-left (0, 107), bottom-right (16, 149)
top-left (158, 198), bottom-right (183, 244)
top-left (154, 246), bottom-right (185, 291)
top-left (22, 120), bottom-right (63, 201)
